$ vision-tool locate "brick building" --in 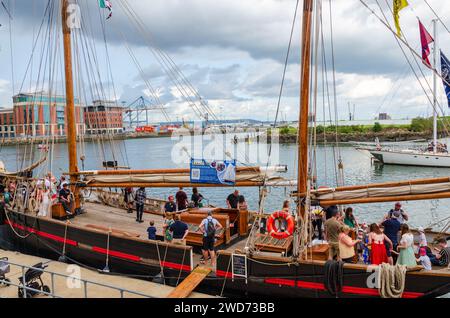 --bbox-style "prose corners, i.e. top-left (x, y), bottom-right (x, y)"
top-left (12, 92), bottom-right (85, 137)
top-left (0, 108), bottom-right (15, 138)
top-left (84, 100), bottom-right (124, 134)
